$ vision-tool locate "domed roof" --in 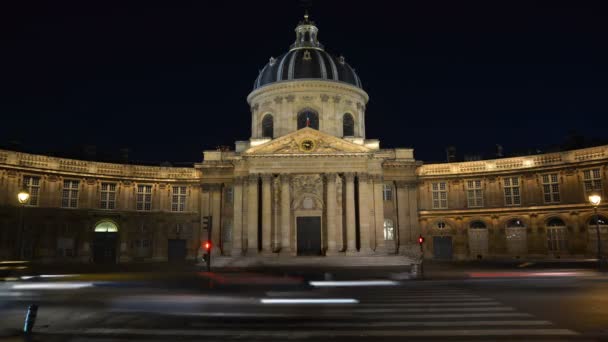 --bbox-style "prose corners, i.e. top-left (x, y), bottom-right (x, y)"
top-left (253, 14), bottom-right (362, 90)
